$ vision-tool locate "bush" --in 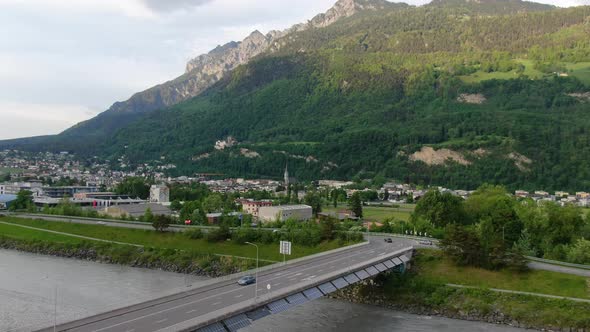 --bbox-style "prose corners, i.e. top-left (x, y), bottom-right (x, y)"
top-left (207, 225), bottom-right (231, 242)
top-left (184, 229), bottom-right (203, 240)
